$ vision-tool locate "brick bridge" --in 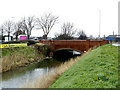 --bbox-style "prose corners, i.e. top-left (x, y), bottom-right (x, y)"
top-left (39, 40), bottom-right (108, 52)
